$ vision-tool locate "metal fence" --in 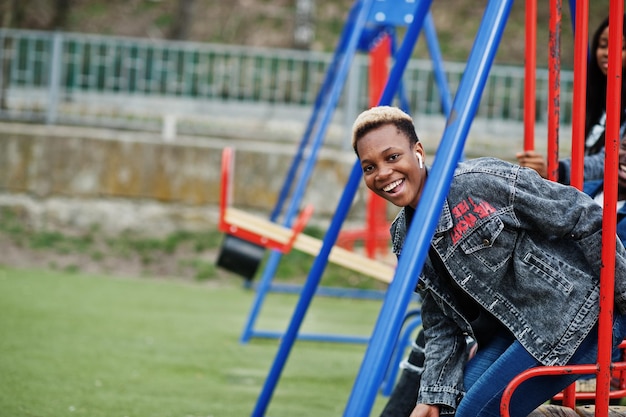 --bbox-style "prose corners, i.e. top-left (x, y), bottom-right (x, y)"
top-left (0, 28), bottom-right (573, 144)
